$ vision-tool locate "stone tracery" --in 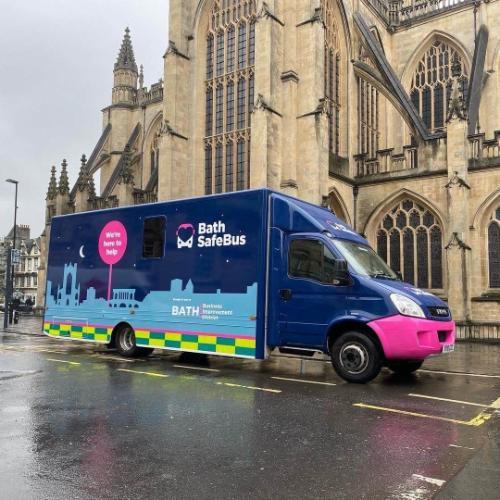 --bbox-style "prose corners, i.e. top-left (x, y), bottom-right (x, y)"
top-left (204, 0), bottom-right (257, 194)
top-left (376, 199), bottom-right (444, 289)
